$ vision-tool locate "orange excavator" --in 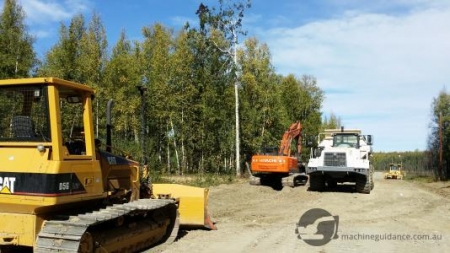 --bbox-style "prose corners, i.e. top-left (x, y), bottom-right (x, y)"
top-left (249, 121), bottom-right (308, 188)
